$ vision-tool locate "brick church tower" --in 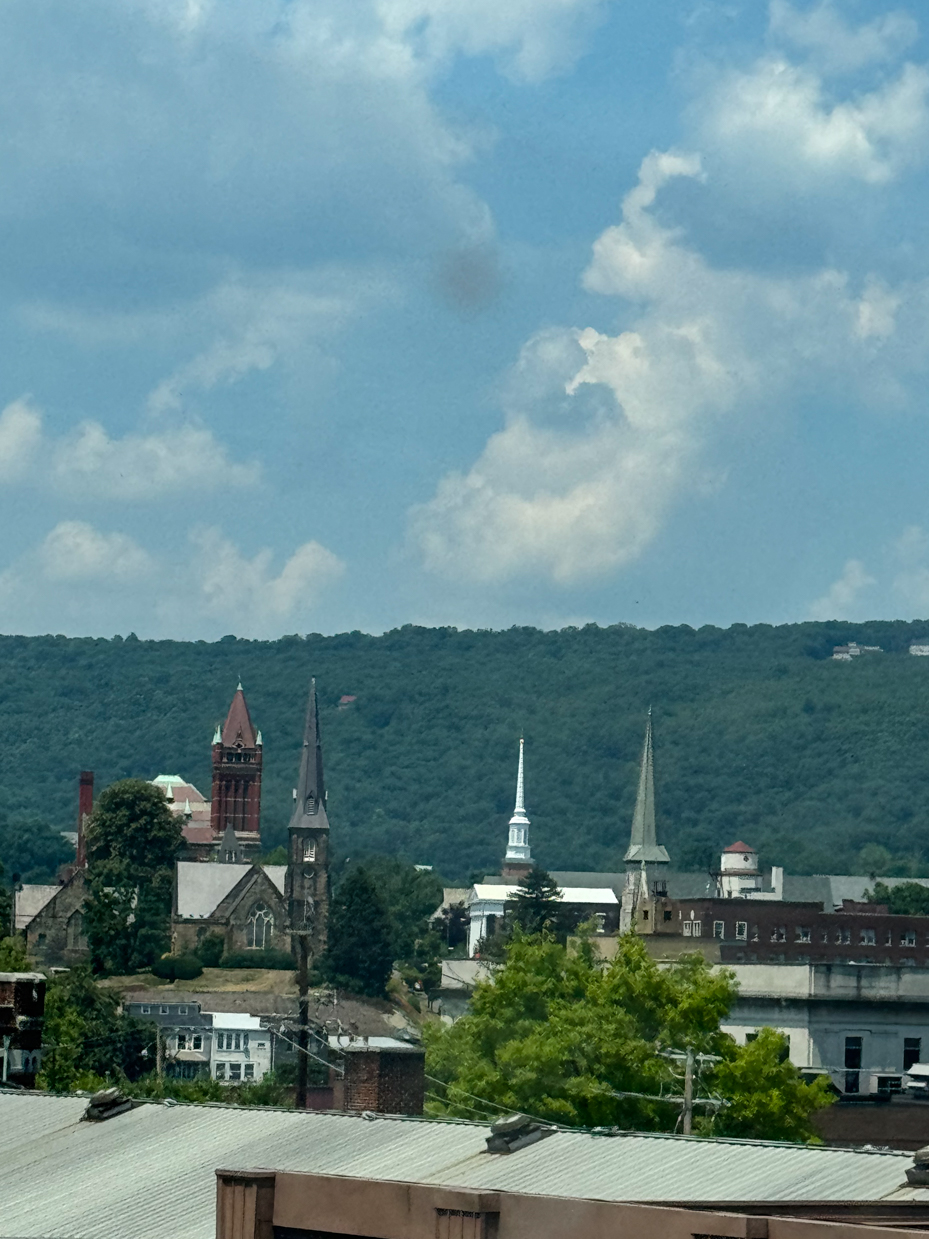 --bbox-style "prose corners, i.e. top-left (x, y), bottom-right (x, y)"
top-left (210, 684), bottom-right (263, 847)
